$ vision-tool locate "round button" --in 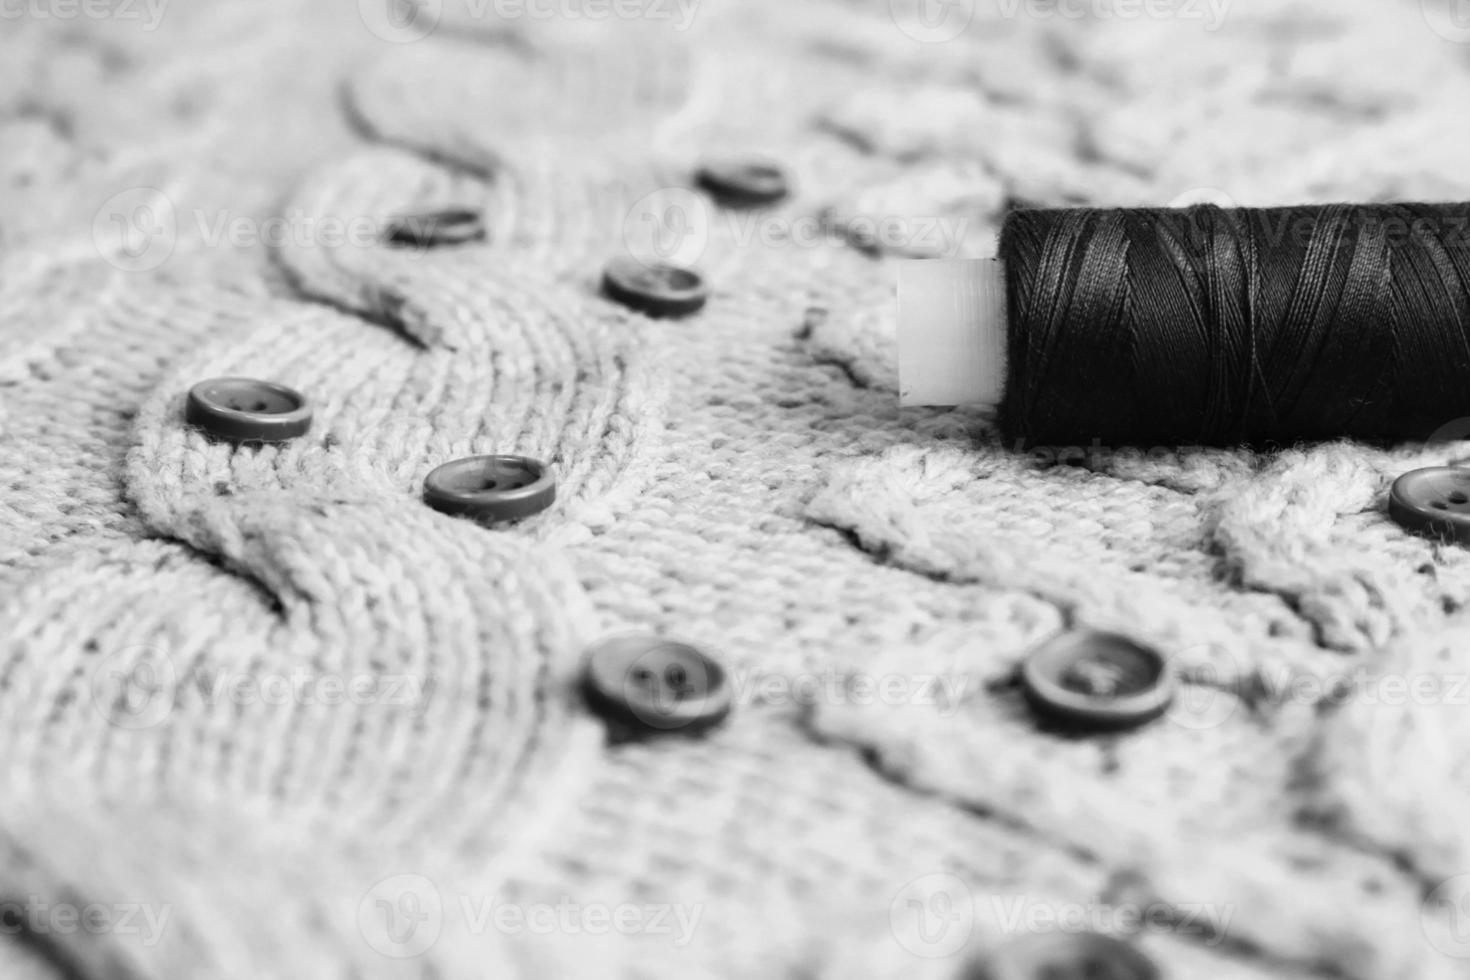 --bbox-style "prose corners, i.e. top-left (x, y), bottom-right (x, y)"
top-left (422, 455), bottom-right (555, 523)
top-left (184, 378), bottom-right (312, 443)
top-left (1019, 630), bottom-right (1173, 731)
top-left (600, 256), bottom-right (708, 319)
top-left (1389, 466), bottom-right (1470, 544)
top-left (383, 207), bottom-right (486, 247)
top-left (581, 635), bottom-right (732, 736)
top-left (695, 157), bottom-right (789, 208)
top-left (967, 932), bottom-right (1159, 980)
